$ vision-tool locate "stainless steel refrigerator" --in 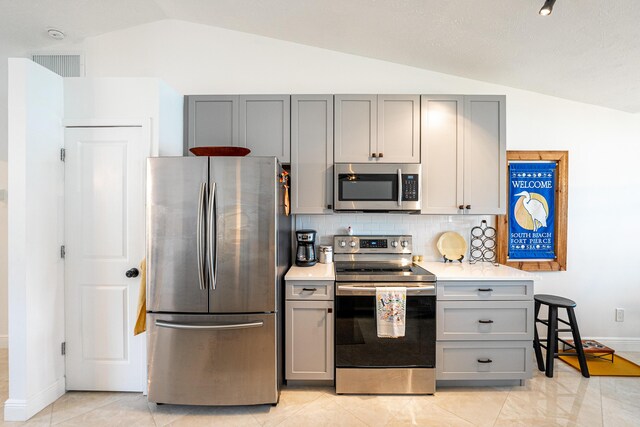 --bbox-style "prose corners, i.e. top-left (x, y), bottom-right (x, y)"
top-left (146, 156), bottom-right (291, 406)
